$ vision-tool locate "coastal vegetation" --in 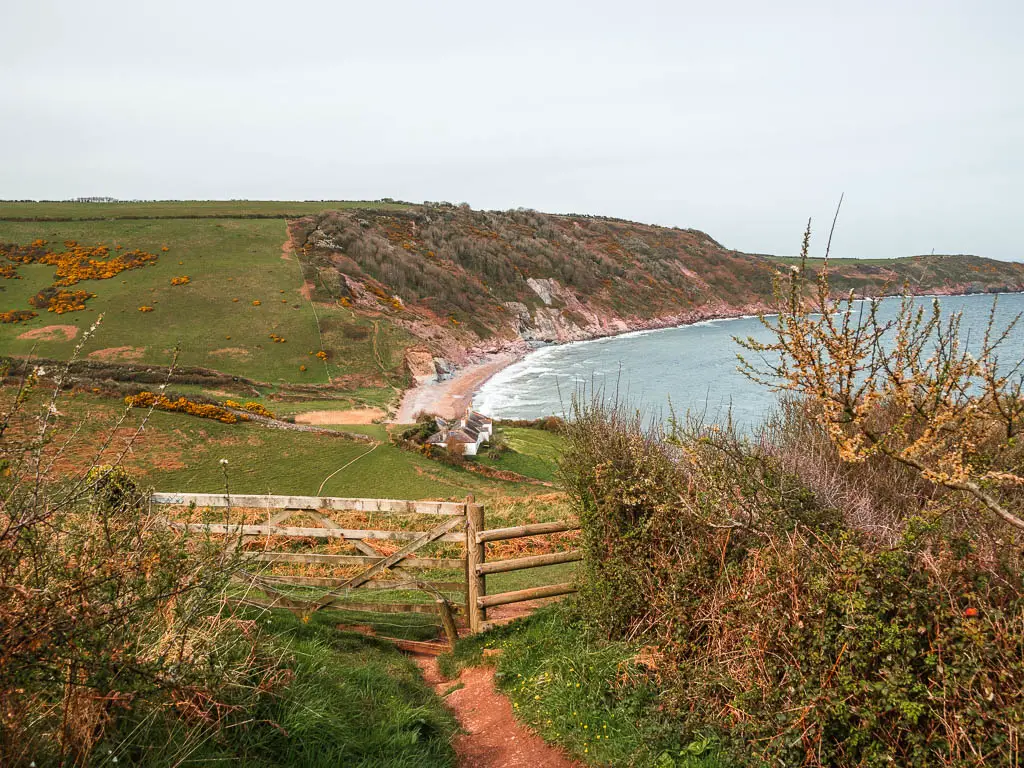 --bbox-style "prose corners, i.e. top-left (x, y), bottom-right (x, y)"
top-left (295, 204), bottom-right (1024, 347)
top-left (3, 200), bottom-right (1021, 424)
top-left (513, 234), bottom-right (1024, 766)
top-left (3, 201), bottom-right (1023, 766)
